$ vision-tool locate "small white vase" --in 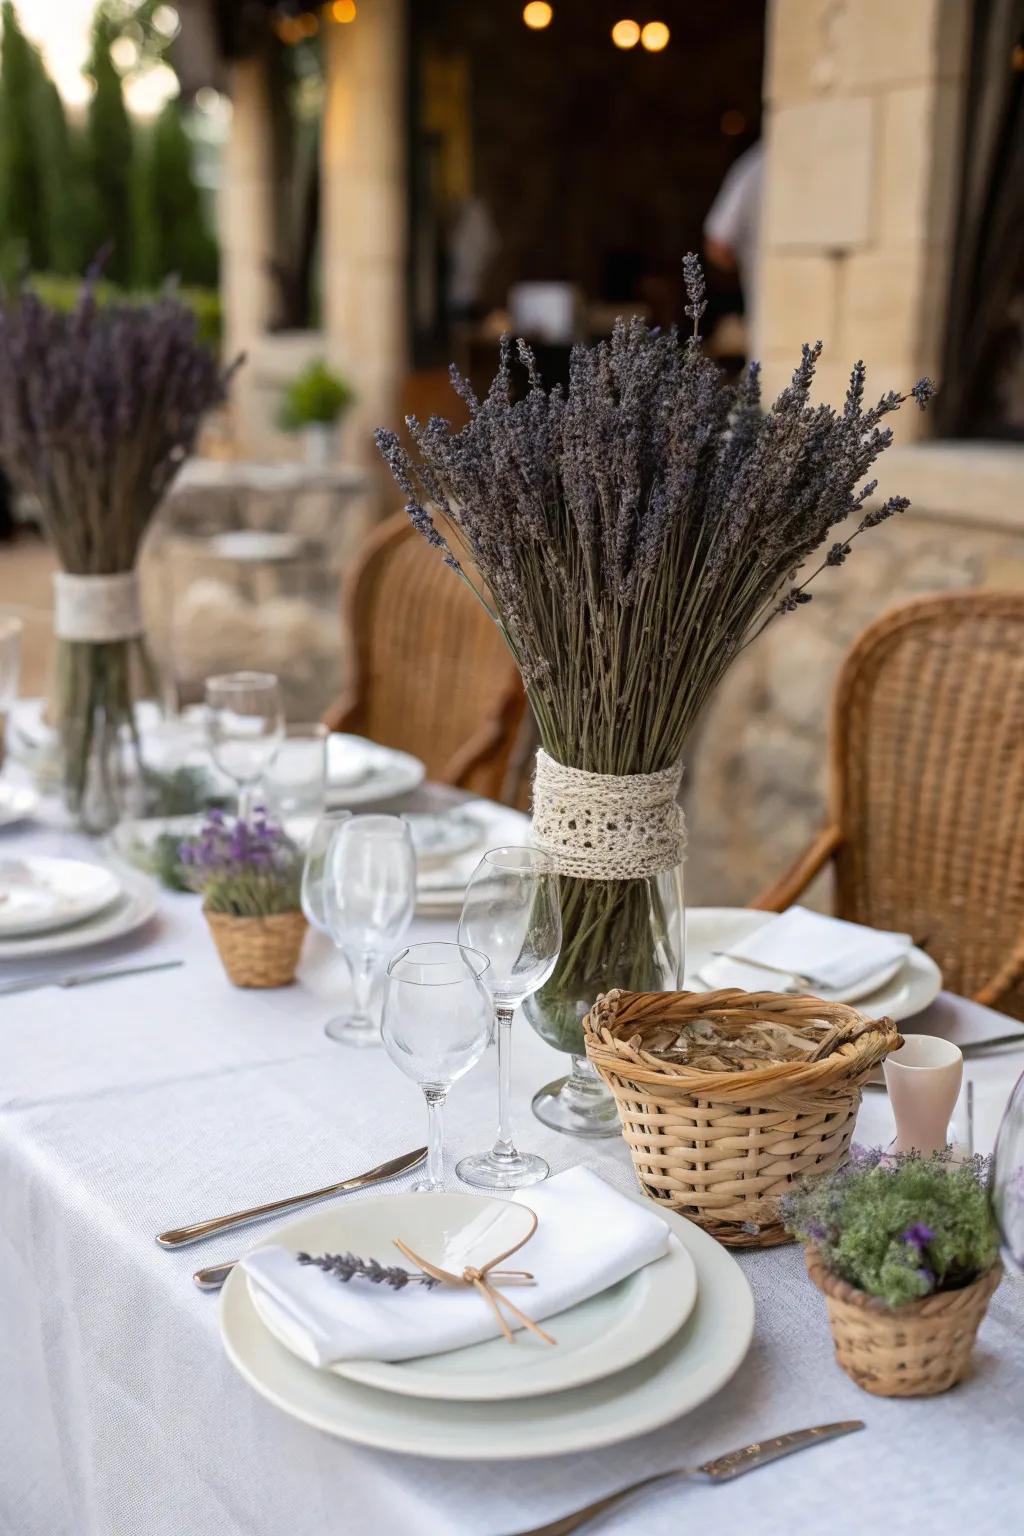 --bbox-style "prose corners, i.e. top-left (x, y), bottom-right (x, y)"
top-left (303, 423), bottom-right (335, 468)
top-left (883, 1034), bottom-right (963, 1155)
